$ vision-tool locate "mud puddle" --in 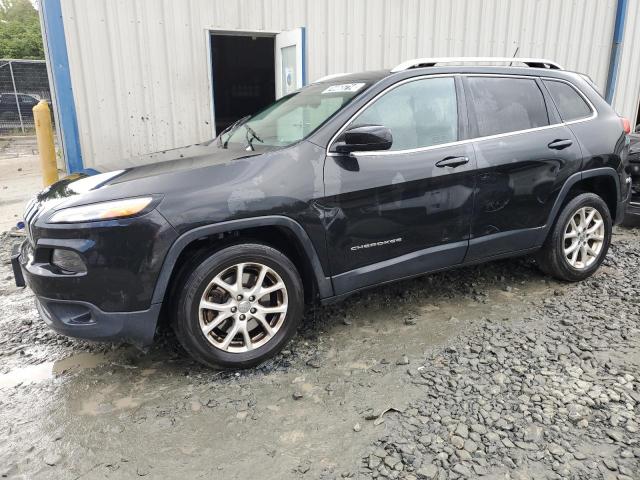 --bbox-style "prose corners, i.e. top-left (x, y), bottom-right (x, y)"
top-left (0, 352), bottom-right (108, 388)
